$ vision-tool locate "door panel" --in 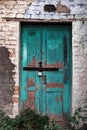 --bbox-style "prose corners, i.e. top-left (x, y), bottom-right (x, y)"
top-left (20, 24), bottom-right (72, 124)
top-left (27, 27), bottom-right (42, 112)
top-left (47, 91), bottom-right (63, 117)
